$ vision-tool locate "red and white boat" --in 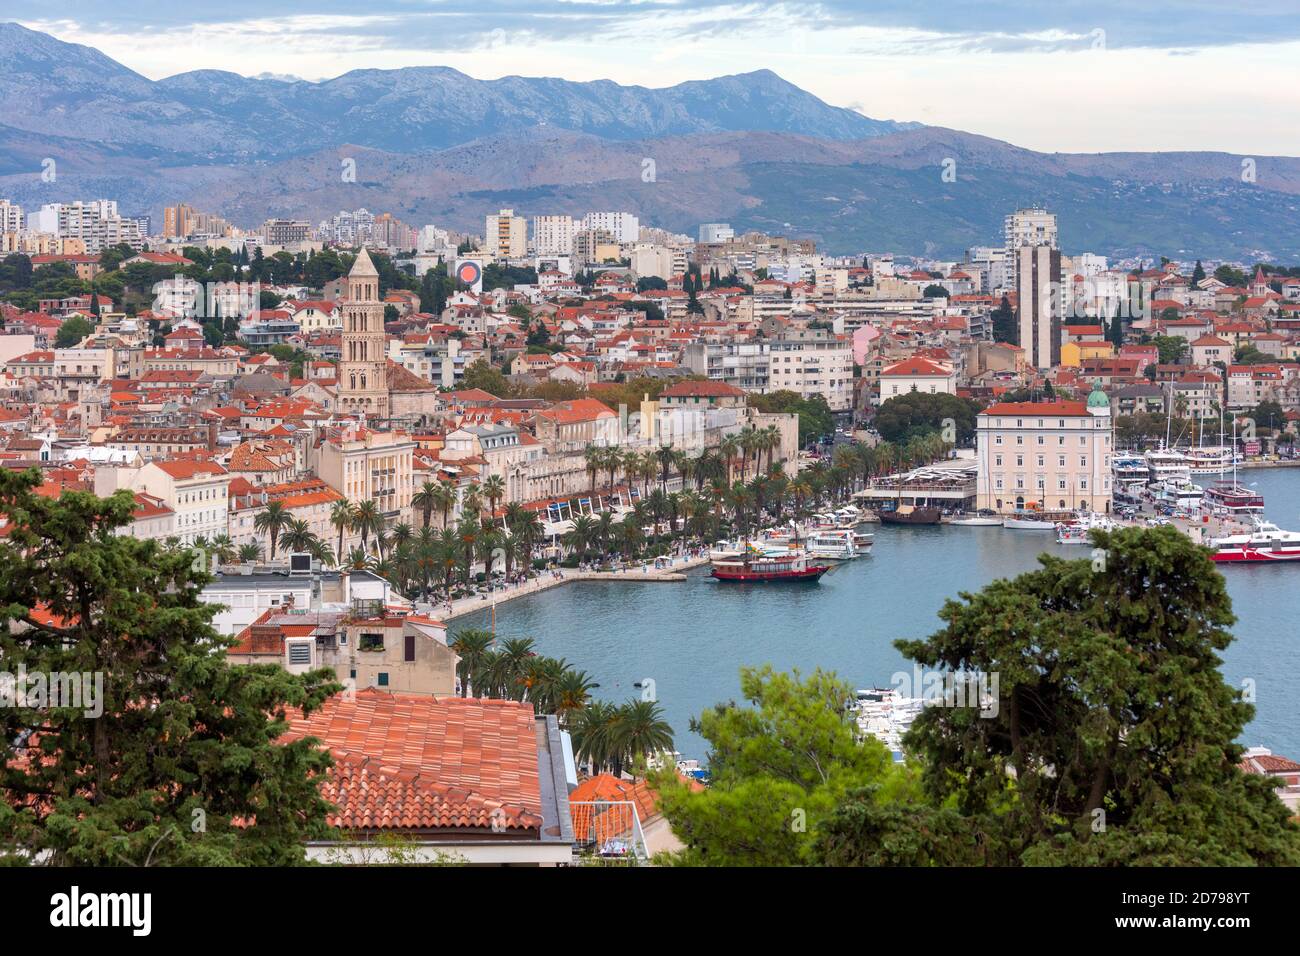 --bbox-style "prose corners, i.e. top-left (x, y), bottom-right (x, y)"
top-left (1210, 518), bottom-right (1300, 563)
top-left (710, 549), bottom-right (830, 582)
top-left (1203, 481), bottom-right (1265, 515)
